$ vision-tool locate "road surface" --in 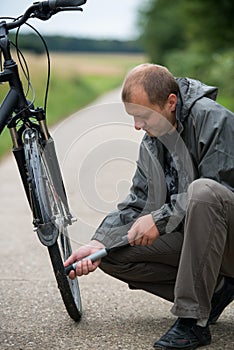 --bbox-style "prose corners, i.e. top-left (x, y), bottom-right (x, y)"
top-left (0, 89), bottom-right (233, 350)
